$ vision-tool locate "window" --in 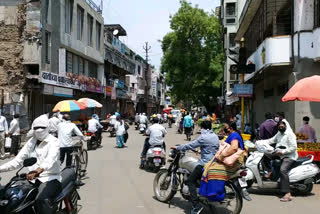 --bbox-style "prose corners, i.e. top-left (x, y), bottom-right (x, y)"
top-left (45, 31), bottom-right (51, 64)
top-left (79, 57), bottom-right (84, 75)
top-left (88, 61), bottom-right (97, 78)
top-left (65, 0), bottom-right (74, 33)
top-left (226, 18), bottom-right (236, 24)
top-left (315, 0), bottom-right (320, 28)
top-left (66, 51), bottom-right (73, 73)
top-left (137, 65), bottom-right (141, 75)
top-left (73, 55), bottom-right (79, 75)
top-left (226, 3), bottom-right (236, 17)
top-left (87, 15), bottom-right (93, 46)
top-left (96, 21), bottom-right (101, 50)
top-left (45, 0), bottom-right (50, 23)
top-left (229, 33), bottom-right (236, 47)
top-left (77, 6), bottom-right (84, 40)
